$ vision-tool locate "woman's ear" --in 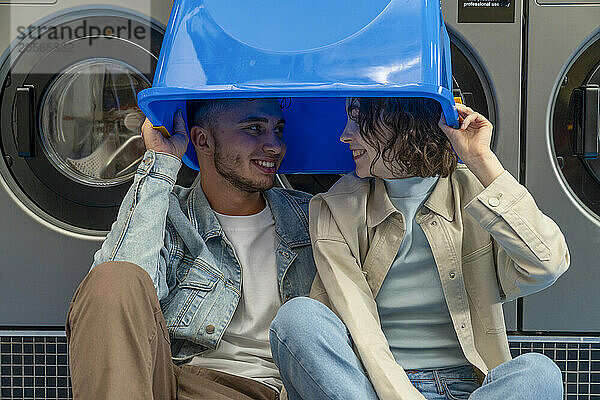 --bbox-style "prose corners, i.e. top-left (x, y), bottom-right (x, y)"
top-left (189, 126), bottom-right (213, 156)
